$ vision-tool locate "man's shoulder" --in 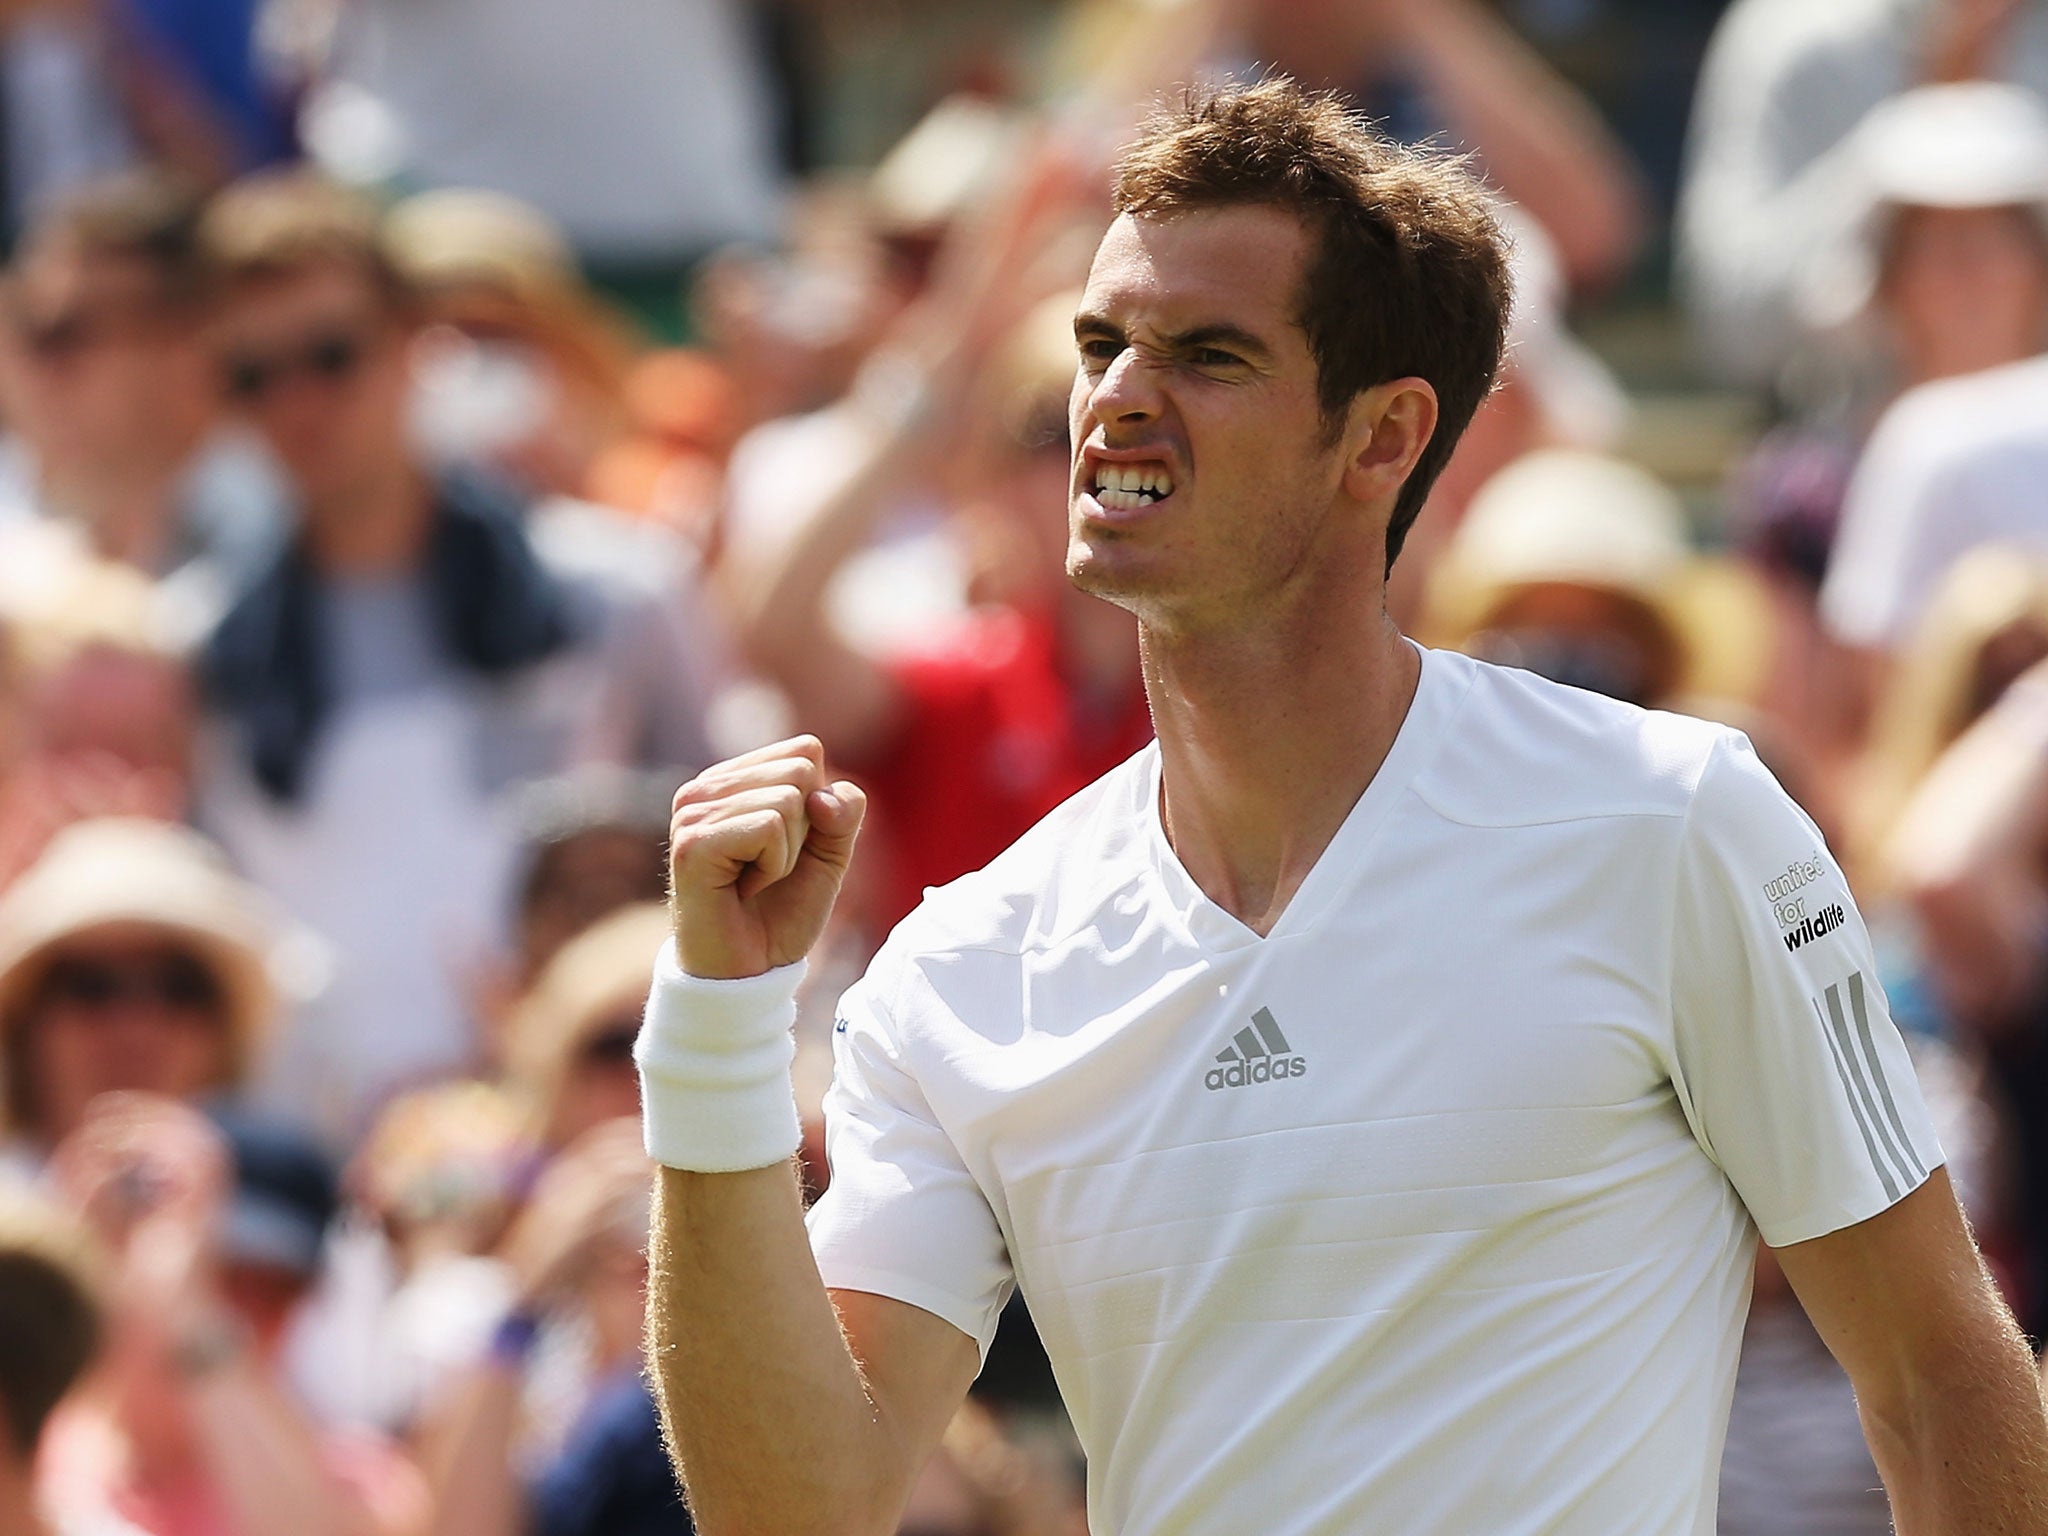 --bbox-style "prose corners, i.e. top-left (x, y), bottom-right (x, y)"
top-left (876, 742), bottom-right (1158, 963)
top-left (1419, 650), bottom-right (1734, 831)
